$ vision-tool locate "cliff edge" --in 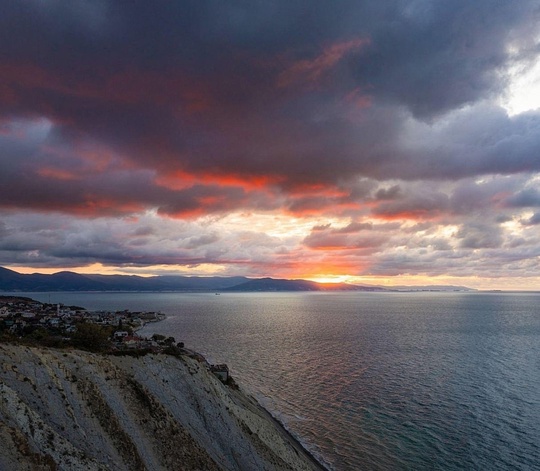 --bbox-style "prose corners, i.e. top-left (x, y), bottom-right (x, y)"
top-left (0, 344), bottom-right (325, 470)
